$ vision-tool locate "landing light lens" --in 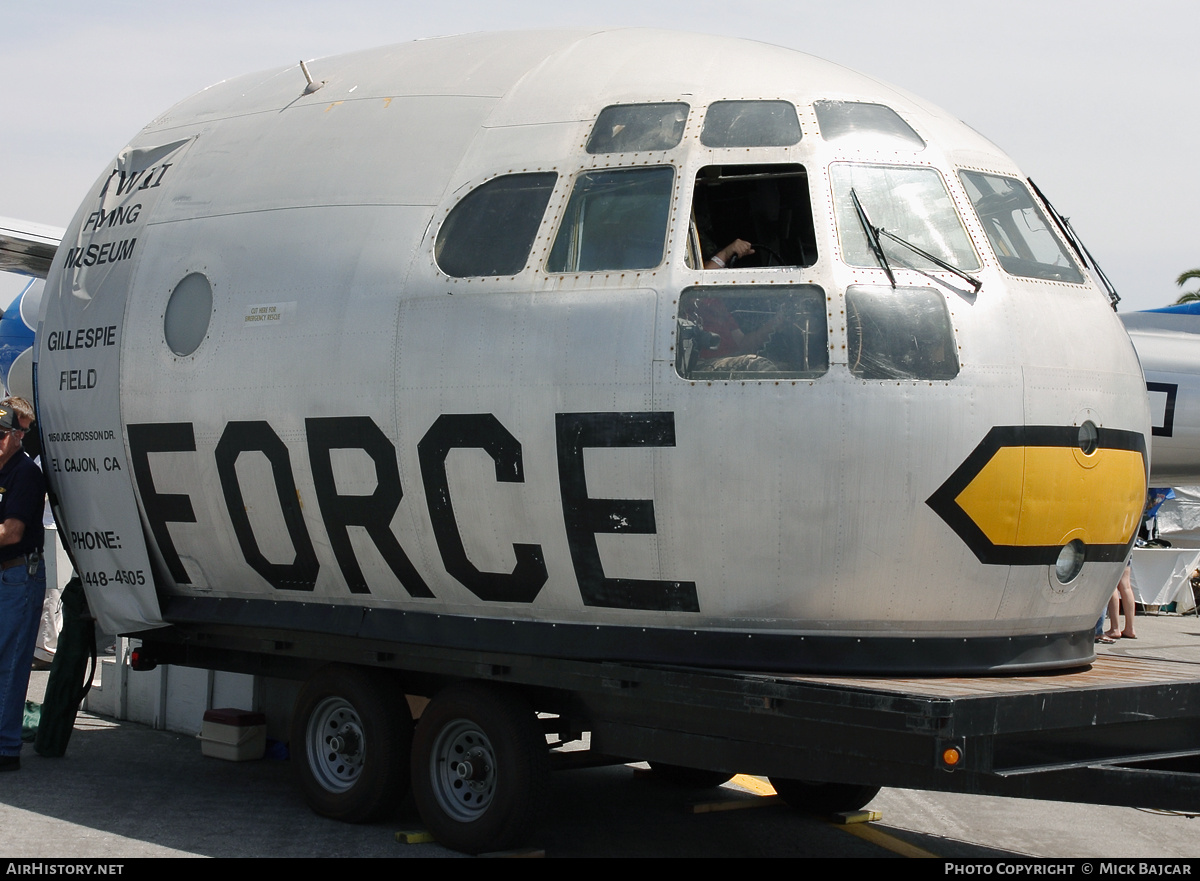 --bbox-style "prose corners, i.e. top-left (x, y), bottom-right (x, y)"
top-left (1054, 540), bottom-right (1086, 584)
